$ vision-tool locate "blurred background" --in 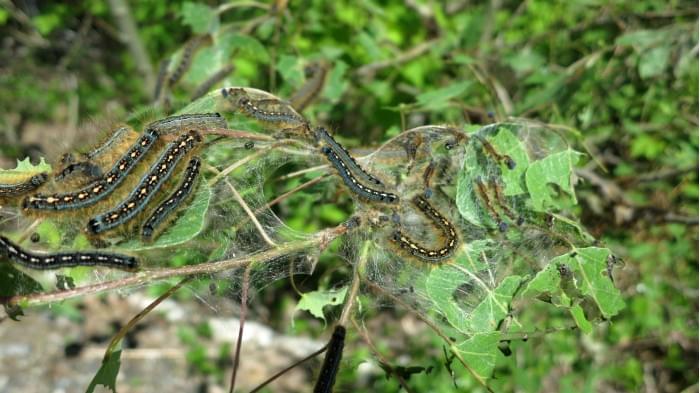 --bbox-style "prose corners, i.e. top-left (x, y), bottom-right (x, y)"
top-left (0, 1), bottom-right (697, 392)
